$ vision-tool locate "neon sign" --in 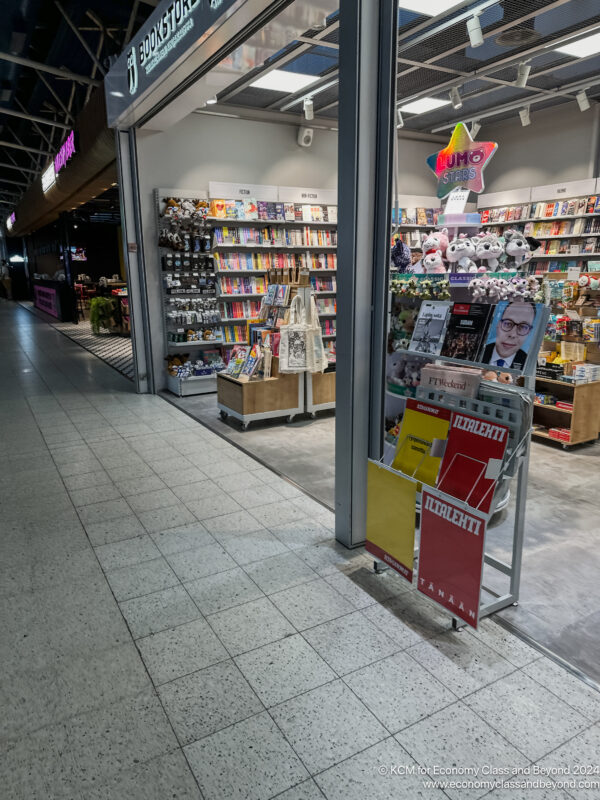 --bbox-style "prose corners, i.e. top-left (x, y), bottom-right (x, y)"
top-left (54, 130), bottom-right (76, 174)
top-left (426, 122), bottom-right (497, 199)
top-left (7, 212), bottom-right (15, 231)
